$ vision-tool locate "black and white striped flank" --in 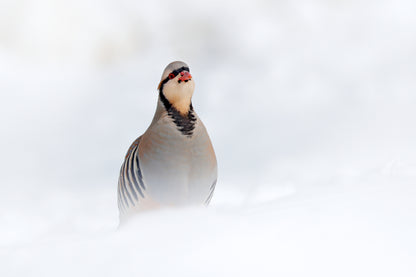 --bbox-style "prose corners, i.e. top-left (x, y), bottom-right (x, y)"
top-left (117, 137), bottom-right (146, 214)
